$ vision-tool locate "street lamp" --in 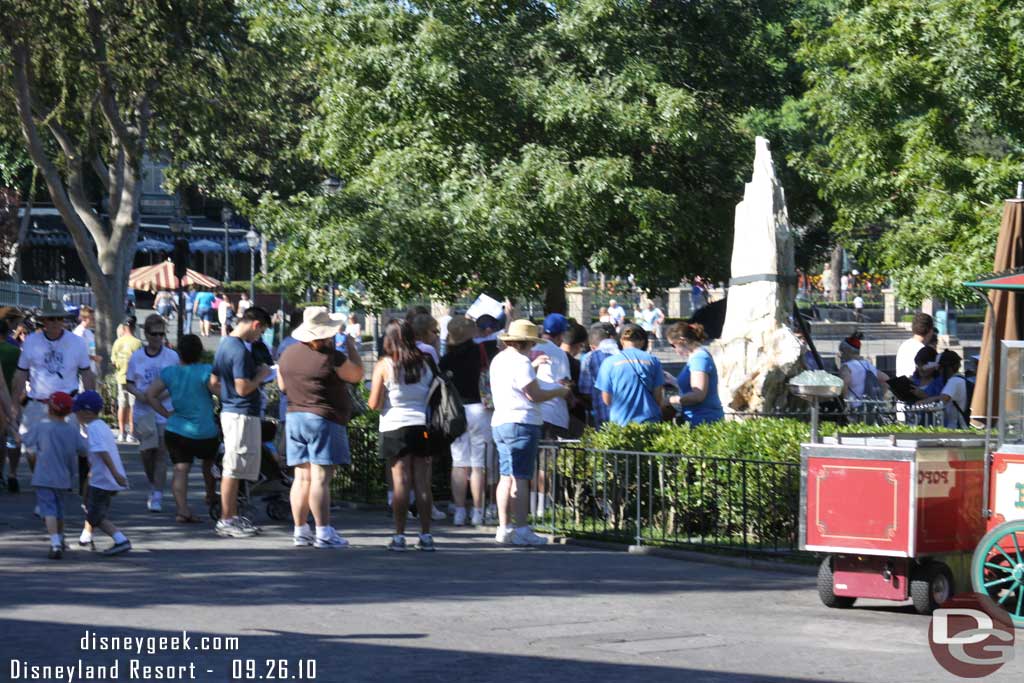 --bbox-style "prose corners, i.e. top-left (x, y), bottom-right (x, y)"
top-left (221, 205), bottom-right (233, 283)
top-left (245, 228), bottom-right (260, 302)
top-left (169, 213), bottom-right (192, 345)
